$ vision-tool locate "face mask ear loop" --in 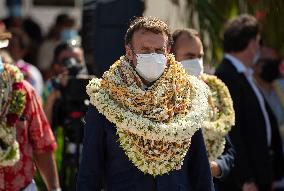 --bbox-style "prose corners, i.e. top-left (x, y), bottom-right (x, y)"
top-left (130, 44), bottom-right (138, 57)
top-left (128, 45), bottom-right (139, 67)
top-left (125, 44), bottom-right (137, 63)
